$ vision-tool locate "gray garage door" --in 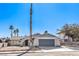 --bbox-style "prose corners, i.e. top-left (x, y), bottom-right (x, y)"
top-left (39, 39), bottom-right (54, 46)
